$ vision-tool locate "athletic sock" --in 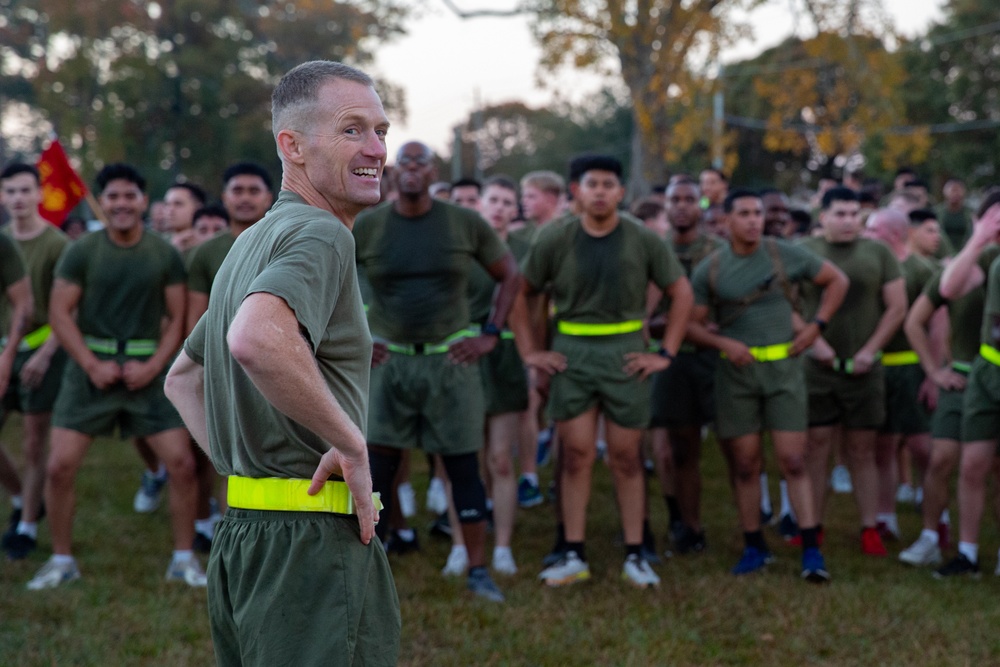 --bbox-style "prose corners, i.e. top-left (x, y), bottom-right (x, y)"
top-left (194, 519), bottom-right (215, 538)
top-left (493, 545), bottom-right (511, 559)
top-left (395, 528), bottom-right (415, 542)
top-left (520, 472), bottom-right (538, 486)
top-left (778, 480), bottom-right (795, 519)
top-left (154, 464), bottom-right (167, 481)
top-left (625, 543), bottom-right (642, 558)
top-left (940, 509), bottom-right (950, 524)
top-left (10, 495), bottom-right (23, 510)
top-left (744, 530), bottom-right (768, 552)
top-left (958, 542), bottom-right (978, 563)
top-left (642, 519), bottom-right (654, 543)
top-left (565, 541), bottom-right (586, 562)
top-left (876, 512), bottom-right (898, 535)
top-left (172, 549), bottom-right (194, 563)
top-left (759, 474), bottom-right (772, 514)
top-left (52, 554), bottom-right (75, 566)
top-left (665, 495), bottom-right (680, 525)
top-left (468, 565), bottom-right (487, 578)
top-left (920, 528), bottom-right (939, 543)
top-left (16, 521), bottom-right (37, 539)
top-left (800, 527), bottom-right (819, 550)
